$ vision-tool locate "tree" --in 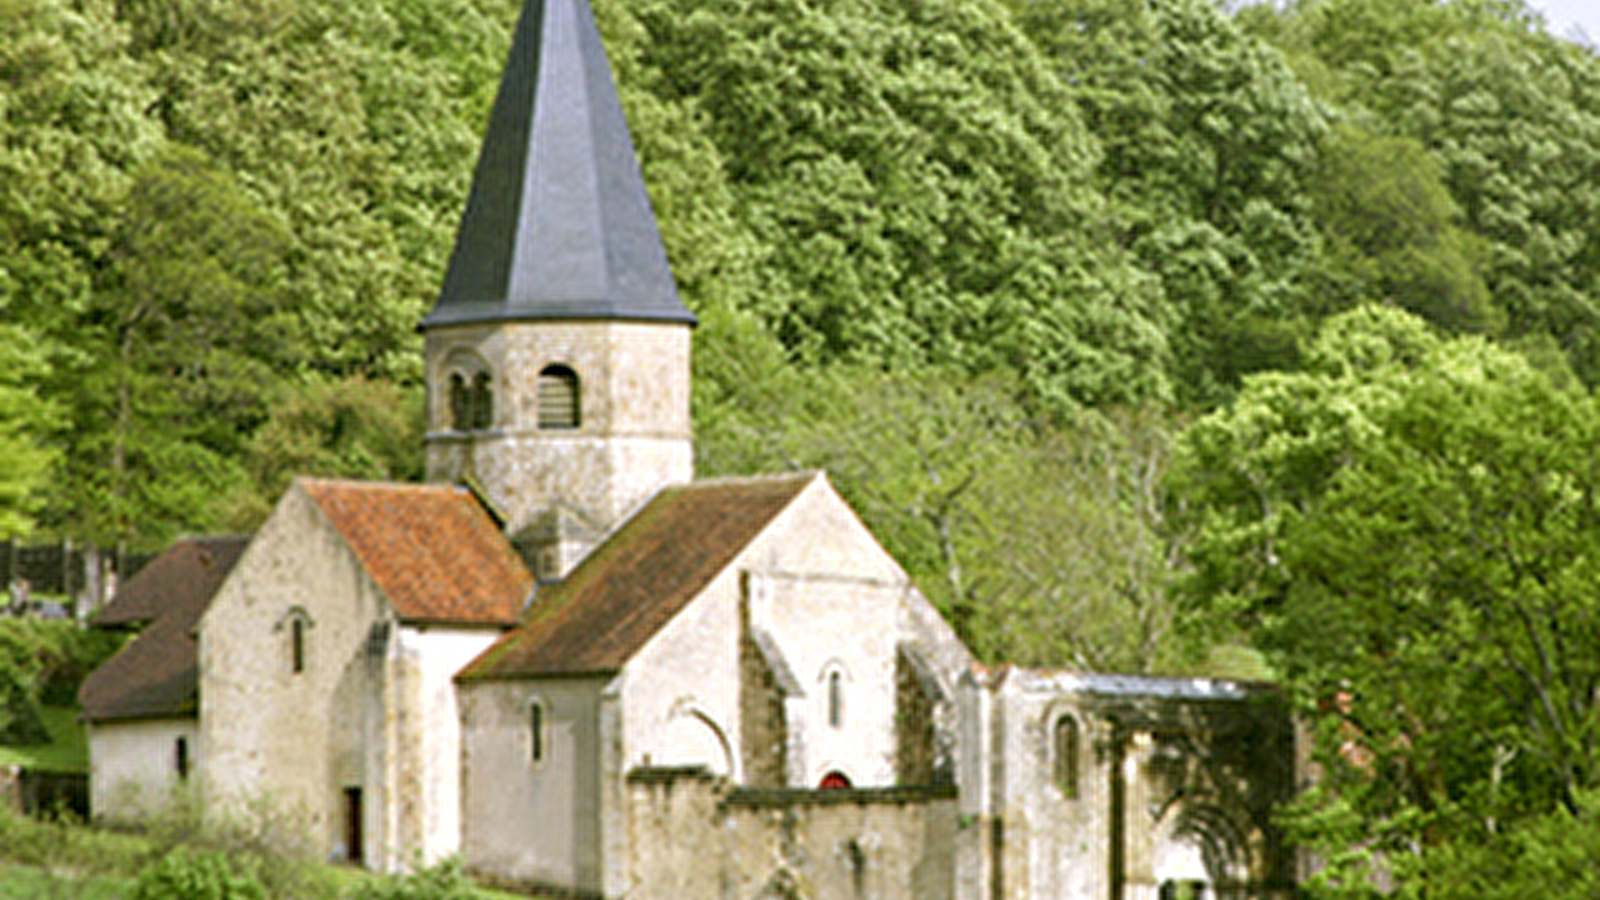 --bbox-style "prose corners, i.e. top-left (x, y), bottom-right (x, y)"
top-left (1312, 123), bottom-right (1496, 333)
top-left (0, 327), bottom-right (56, 539)
top-left (1170, 305), bottom-right (1600, 889)
top-left (629, 0), bottom-right (1171, 412)
top-left (697, 348), bottom-right (1185, 673)
top-left (1011, 0), bottom-right (1330, 407)
top-left (1246, 0), bottom-right (1600, 385)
